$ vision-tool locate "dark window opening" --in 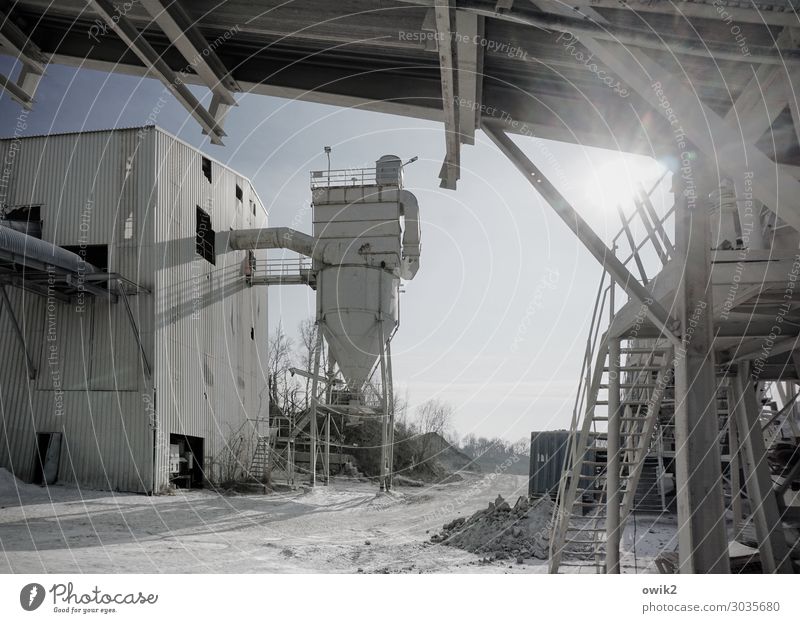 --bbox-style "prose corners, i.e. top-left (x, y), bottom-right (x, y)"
top-left (250, 200), bottom-right (256, 216)
top-left (250, 327), bottom-right (254, 341)
top-left (201, 157), bottom-right (212, 183)
top-left (62, 244), bottom-right (108, 272)
top-left (168, 434), bottom-right (205, 488)
top-left (235, 184), bottom-right (243, 202)
top-left (195, 206), bottom-right (215, 265)
top-left (2, 205), bottom-right (42, 238)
